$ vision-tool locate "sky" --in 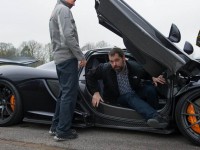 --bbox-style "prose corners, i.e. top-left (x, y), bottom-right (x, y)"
top-left (0, 0), bottom-right (199, 57)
